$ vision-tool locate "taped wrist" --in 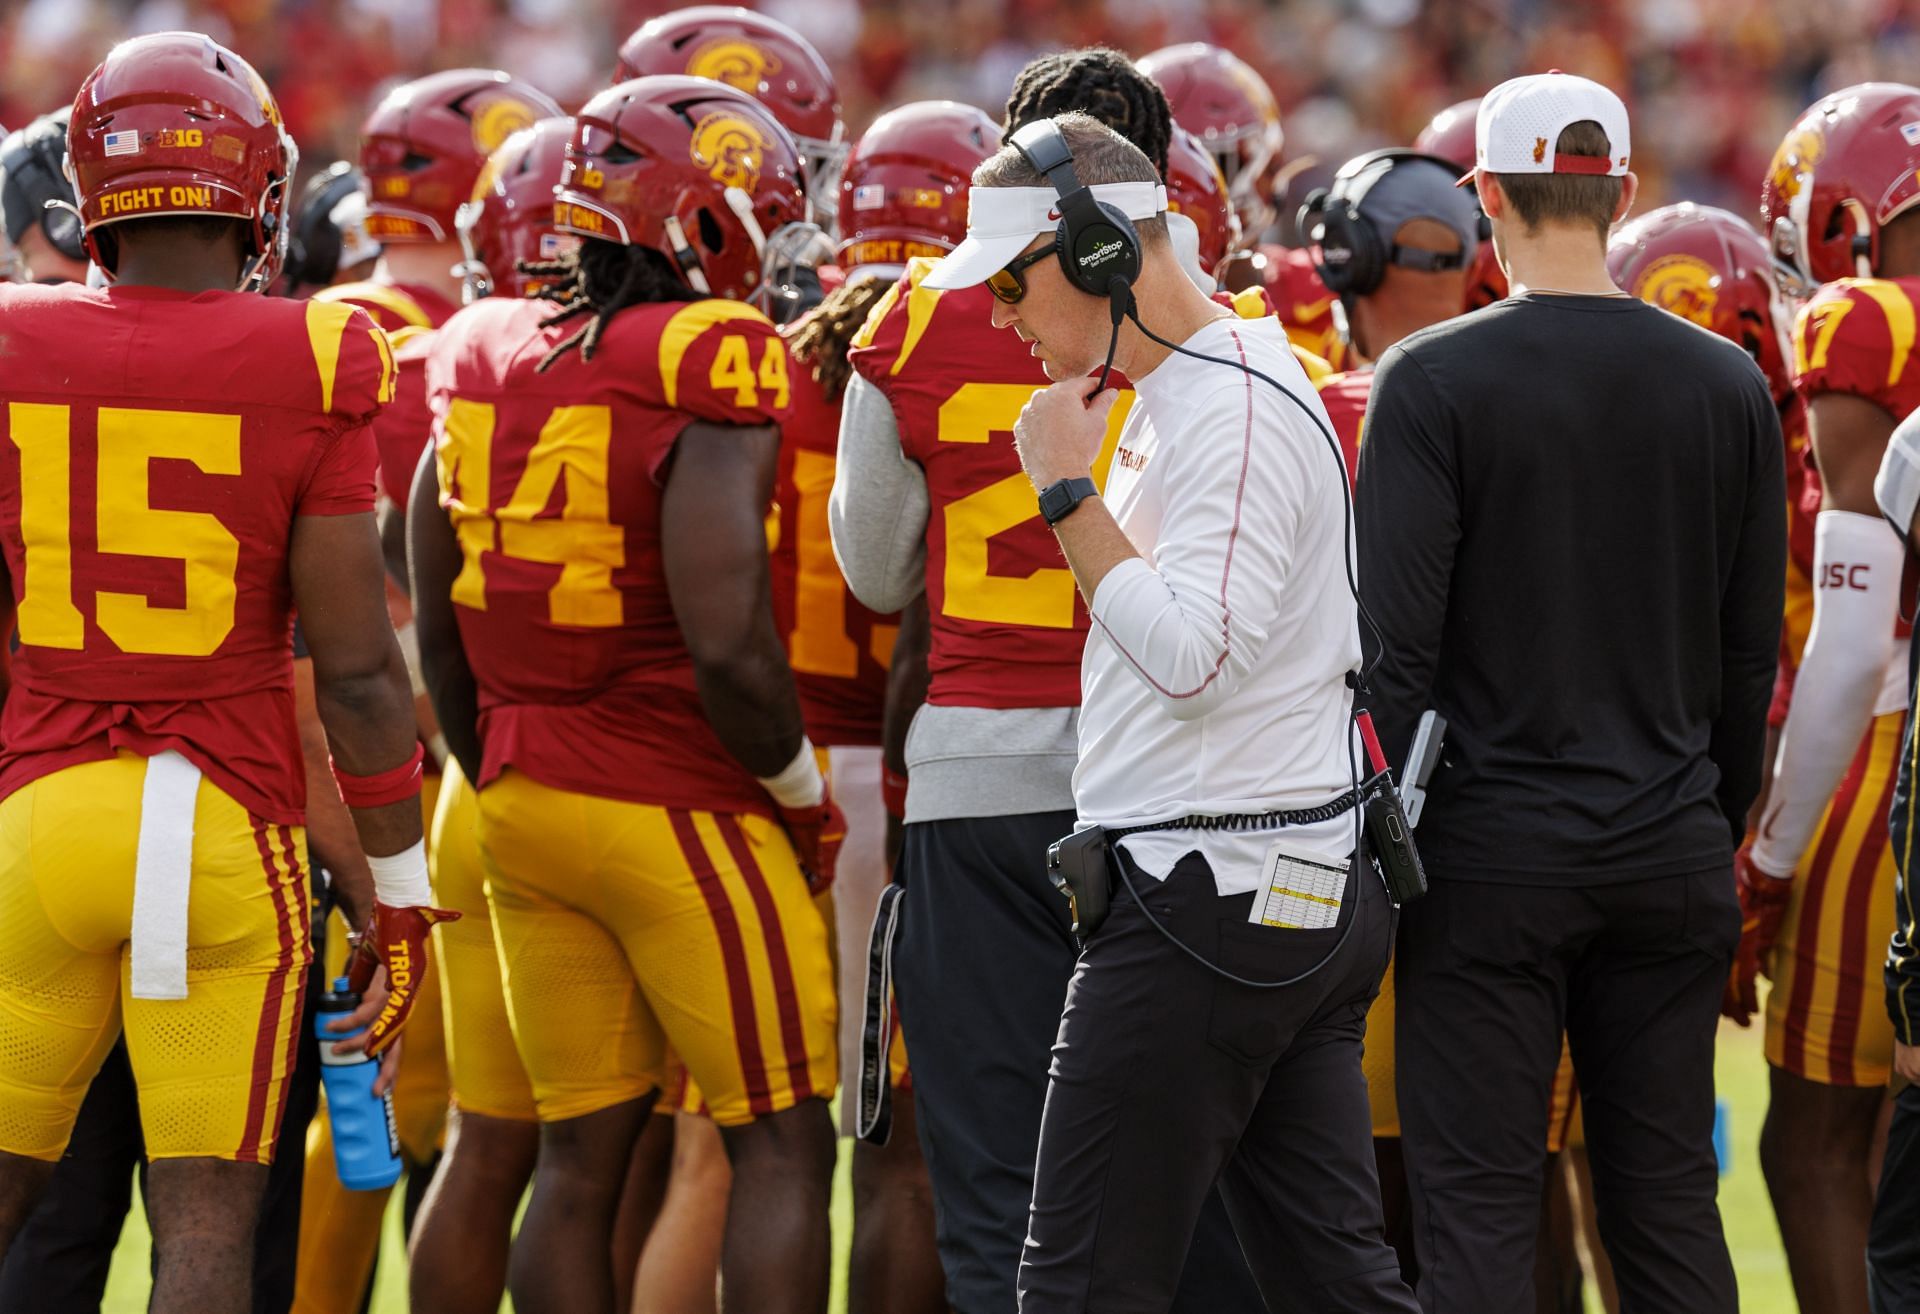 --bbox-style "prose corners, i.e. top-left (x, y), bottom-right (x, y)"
top-left (367, 840), bottom-right (431, 908)
top-left (757, 739), bottom-right (825, 809)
